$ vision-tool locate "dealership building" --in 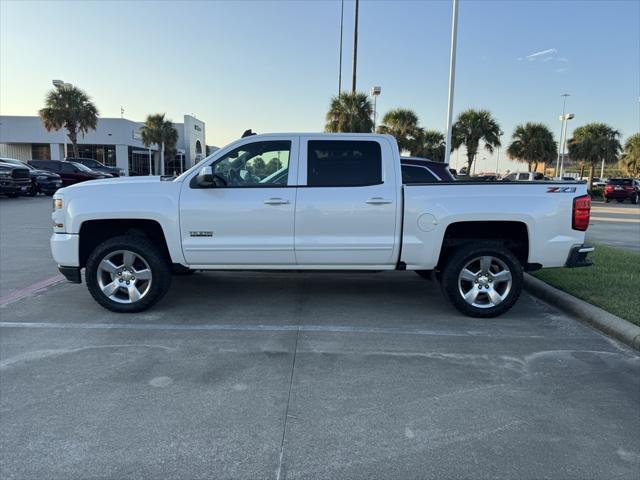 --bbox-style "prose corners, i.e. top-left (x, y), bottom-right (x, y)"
top-left (0, 114), bottom-right (207, 175)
